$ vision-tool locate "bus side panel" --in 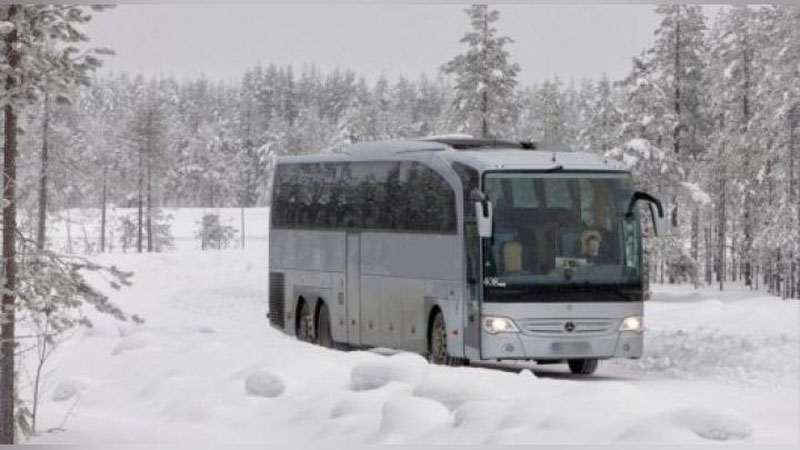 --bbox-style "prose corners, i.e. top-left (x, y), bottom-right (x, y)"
top-left (359, 274), bottom-right (439, 353)
top-left (360, 232), bottom-right (464, 356)
top-left (269, 229), bottom-right (346, 337)
top-left (359, 233), bottom-right (462, 281)
top-left (269, 229), bottom-right (346, 273)
top-left (360, 276), bottom-right (382, 346)
top-left (379, 277), bottom-right (404, 348)
top-left (345, 233), bottom-right (361, 345)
